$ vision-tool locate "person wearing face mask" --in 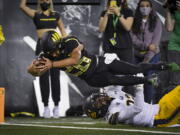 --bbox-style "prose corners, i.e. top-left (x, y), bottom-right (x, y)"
top-left (20, 0), bottom-right (67, 118)
top-left (130, 0), bottom-right (162, 103)
top-left (165, 0), bottom-right (180, 87)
